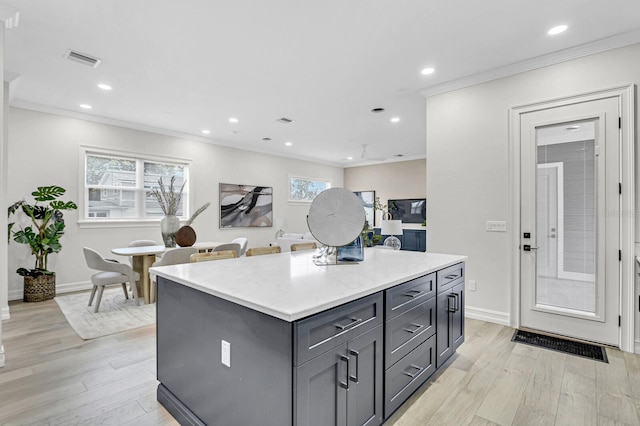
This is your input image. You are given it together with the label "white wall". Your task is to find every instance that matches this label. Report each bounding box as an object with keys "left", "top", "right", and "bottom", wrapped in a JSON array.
[
  {"left": 426, "top": 42, "right": 640, "bottom": 326},
  {"left": 344, "top": 159, "right": 426, "bottom": 226},
  {"left": 6, "top": 107, "right": 343, "bottom": 300}
]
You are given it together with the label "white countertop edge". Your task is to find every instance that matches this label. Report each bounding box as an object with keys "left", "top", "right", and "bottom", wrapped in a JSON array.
[{"left": 151, "top": 252, "right": 467, "bottom": 322}]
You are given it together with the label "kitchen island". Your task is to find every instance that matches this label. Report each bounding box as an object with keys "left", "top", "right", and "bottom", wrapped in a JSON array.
[{"left": 151, "top": 248, "right": 466, "bottom": 426}]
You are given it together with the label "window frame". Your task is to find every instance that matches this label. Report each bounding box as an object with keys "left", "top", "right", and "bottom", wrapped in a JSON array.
[
  {"left": 78, "top": 146, "right": 191, "bottom": 228},
  {"left": 288, "top": 175, "right": 332, "bottom": 204}
]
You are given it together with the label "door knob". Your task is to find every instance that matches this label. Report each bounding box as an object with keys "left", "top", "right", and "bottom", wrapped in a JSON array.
[{"left": 523, "top": 245, "right": 539, "bottom": 251}]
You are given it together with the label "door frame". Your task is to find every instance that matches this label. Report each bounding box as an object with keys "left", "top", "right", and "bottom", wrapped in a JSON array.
[{"left": 508, "top": 85, "right": 635, "bottom": 352}]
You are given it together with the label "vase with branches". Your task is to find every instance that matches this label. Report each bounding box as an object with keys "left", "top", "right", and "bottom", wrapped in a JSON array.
[{"left": 150, "top": 176, "right": 186, "bottom": 247}]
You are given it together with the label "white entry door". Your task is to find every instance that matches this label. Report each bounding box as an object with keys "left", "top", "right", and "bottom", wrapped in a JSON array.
[{"left": 519, "top": 96, "right": 620, "bottom": 346}]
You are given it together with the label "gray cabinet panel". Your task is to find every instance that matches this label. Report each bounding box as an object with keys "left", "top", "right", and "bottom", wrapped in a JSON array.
[
  {"left": 295, "top": 344, "right": 348, "bottom": 426},
  {"left": 401, "top": 230, "right": 426, "bottom": 252},
  {"left": 452, "top": 282, "right": 465, "bottom": 351},
  {"left": 295, "top": 293, "right": 383, "bottom": 366},
  {"left": 436, "top": 282, "right": 465, "bottom": 368},
  {"left": 384, "top": 335, "right": 436, "bottom": 418},
  {"left": 385, "top": 297, "right": 435, "bottom": 368},
  {"left": 347, "top": 326, "right": 384, "bottom": 426},
  {"left": 385, "top": 273, "right": 435, "bottom": 319},
  {"left": 436, "top": 262, "right": 465, "bottom": 293}
]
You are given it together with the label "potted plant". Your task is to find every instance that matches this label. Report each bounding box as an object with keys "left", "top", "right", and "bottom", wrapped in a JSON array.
[{"left": 7, "top": 185, "right": 77, "bottom": 302}]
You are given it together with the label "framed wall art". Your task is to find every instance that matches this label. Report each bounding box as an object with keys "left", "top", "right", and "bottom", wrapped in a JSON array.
[{"left": 219, "top": 183, "right": 273, "bottom": 228}]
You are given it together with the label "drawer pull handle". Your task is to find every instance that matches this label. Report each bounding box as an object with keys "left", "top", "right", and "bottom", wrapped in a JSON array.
[
  {"left": 444, "top": 274, "right": 459, "bottom": 280},
  {"left": 334, "top": 317, "right": 363, "bottom": 331},
  {"left": 339, "top": 354, "right": 350, "bottom": 390},
  {"left": 448, "top": 294, "right": 456, "bottom": 313},
  {"left": 402, "top": 323, "right": 424, "bottom": 334},
  {"left": 403, "top": 364, "right": 424, "bottom": 379},
  {"left": 403, "top": 289, "right": 424, "bottom": 298},
  {"left": 349, "top": 349, "right": 360, "bottom": 384}
]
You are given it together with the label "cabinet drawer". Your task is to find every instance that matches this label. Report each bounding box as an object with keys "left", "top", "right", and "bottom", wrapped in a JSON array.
[
  {"left": 385, "top": 273, "right": 435, "bottom": 319},
  {"left": 384, "top": 334, "right": 436, "bottom": 418},
  {"left": 437, "top": 262, "right": 465, "bottom": 294},
  {"left": 385, "top": 297, "right": 435, "bottom": 368},
  {"left": 294, "top": 292, "right": 383, "bottom": 366}
]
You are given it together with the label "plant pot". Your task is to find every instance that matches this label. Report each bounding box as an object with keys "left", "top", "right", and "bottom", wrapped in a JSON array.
[{"left": 23, "top": 273, "right": 56, "bottom": 302}]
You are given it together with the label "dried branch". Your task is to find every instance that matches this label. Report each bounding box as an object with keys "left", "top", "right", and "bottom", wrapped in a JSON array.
[{"left": 185, "top": 202, "right": 210, "bottom": 226}]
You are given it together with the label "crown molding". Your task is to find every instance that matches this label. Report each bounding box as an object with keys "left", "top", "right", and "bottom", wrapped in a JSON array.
[
  {"left": 0, "top": 3, "right": 19, "bottom": 29},
  {"left": 9, "top": 100, "right": 347, "bottom": 169},
  {"left": 421, "top": 29, "right": 640, "bottom": 98}
]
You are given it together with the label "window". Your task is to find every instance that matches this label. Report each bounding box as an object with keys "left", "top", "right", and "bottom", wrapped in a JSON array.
[
  {"left": 83, "top": 149, "right": 189, "bottom": 221},
  {"left": 289, "top": 176, "right": 331, "bottom": 202}
]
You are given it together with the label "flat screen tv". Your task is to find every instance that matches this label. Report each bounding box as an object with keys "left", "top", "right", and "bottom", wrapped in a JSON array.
[{"left": 388, "top": 198, "right": 426, "bottom": 223}]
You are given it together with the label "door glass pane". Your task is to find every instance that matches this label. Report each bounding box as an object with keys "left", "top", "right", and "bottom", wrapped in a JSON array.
[{"left": 535, "top": 120, "right": 596, "bottom": 313}]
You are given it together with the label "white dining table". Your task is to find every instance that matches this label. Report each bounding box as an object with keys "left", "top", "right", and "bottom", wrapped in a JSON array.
[{"left": 111, "top": 242, "right": 224, "bottom": 304}]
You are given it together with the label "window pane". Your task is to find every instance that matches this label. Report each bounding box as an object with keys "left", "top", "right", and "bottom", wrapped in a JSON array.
[
  {"left": 289, "top": 177, "right": 330, "bottom": 202},
  {"left": 86, "top": 155, "right": 136, "bottom": 186},
  {"left": 87, "top": 189, "right": 137, "bottom": 218},
  {"left": 144, "top": 162, "right": 186, "bottom": 217}
]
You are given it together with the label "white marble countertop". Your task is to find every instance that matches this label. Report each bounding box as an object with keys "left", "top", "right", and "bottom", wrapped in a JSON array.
[{"left": 150, "top": 248, "right": 466, "bottom": 322}]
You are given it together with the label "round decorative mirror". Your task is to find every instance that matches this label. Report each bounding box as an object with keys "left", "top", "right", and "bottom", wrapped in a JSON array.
[{"left": 307, "top": 188, "right": 365, "bottom": 247}]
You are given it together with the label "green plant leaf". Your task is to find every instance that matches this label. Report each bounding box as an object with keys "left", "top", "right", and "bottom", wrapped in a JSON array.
[
  {"left": 50, "top": 201, "right": 78, "bottom": 210},
  {"left": 32, "top": 186, "right": 65, "bottom": 202}
]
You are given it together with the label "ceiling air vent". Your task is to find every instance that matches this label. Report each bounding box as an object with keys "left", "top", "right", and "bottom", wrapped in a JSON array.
[
  {"left": 64, "top": 49, "right": 102, "bottom": 68},
  {"left": 276, "top": 117, "right": 294, "bottom": 124}
]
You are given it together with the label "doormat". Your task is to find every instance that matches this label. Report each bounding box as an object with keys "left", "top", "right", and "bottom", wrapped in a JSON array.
[{"left": 512, "top": 329, "right": 608, "bottom": 363}]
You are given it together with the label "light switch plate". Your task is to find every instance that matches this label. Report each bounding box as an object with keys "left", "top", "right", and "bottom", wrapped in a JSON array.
[
  {"left": 486, "top": 221, "right": 507, "bottom": 232},
  {"left": 221, "top": 340, "right": 231, "bottom": 367}
]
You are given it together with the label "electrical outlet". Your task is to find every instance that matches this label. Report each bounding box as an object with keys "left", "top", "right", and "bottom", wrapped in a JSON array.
[
  {"left": 221, "top": 340, "right": 231, "bottom": 367},
  {"left": 469, "top": 280, "right": 477, "bottom": 291}
]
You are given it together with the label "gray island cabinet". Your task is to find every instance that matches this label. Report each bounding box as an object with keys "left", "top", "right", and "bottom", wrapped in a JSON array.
[{"left": 151, "top": 249, "right": 466, "bottom": 426}]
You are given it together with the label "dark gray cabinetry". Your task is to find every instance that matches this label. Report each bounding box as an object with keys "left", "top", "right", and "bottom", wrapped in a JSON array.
[
  {"left": 295, "top": 294, "right": 384, "bottom": 426},
  {"left": 383, "top": 273, "right": 437, "bottom": 418},
  {"left": 400, "top": 229, "right": 426, "bottom": 252},
  {"left": 436, "top": 263, "right": 465, "bottom": 368}
]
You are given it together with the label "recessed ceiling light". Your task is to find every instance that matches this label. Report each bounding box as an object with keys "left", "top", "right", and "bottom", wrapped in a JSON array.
[
  {"left": 421, "top": 67, "right": 435, "bottom": 75},
  {"left": 262, "top": 137, "right": 272, "bottom": 141},
  {"left": 371, "top": 107, "right": 385, "bottom": 113},
  {"left": 79, "top": 104, "right": 92, "bottom": 109},
  {"left": 97, "top": 83, "right": 112, "bottom": 91},
  {"left": 347, "top": 157, "right": 353, "bottom": 160},
  {"left": 390, "top": 117, "right": 400, "bottom": 123},
  {"left": 548, "top": 25, "right": 568, "bottom": 35},
  {"left": 284, "top": 142, "right": 292, "bottom": 146},
  {"left": 228, "top": 117, "right": 239, "bottom": 123},
  {"left": 202, "top": 129, "right": 211, "bottom": 134}
]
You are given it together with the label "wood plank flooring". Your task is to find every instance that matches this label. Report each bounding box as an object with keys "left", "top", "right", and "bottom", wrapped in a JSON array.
[{"left": 2, "top": 298, "right": 640, "bottom": 425}]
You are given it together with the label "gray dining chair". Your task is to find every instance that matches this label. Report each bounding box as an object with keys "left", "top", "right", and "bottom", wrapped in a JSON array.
[
  {"left": 213, "top": 243, "right": 242, "bottom": 258},
  {"left": 83, "top": 247, "right": 140, "bottom": 313},
  {"left": 149, "top": 247, "right": 198, "bottom": 303}
]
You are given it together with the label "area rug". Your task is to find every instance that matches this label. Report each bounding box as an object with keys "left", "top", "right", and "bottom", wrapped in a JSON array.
[{"left": 54, "top": 288, "right": 155, "bottom": 340}]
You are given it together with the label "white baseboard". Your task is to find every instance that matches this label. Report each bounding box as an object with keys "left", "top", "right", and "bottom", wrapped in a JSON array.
[
  {"left": 1, "top": 306, "right": 9, "bottom": 320},
  {"left": 465, "top": 305, "right": 511, "bottom": 326},
  {"left": 634, "top": 340, "right": 640, "bottom": 354},
  {"left": 8, "top": 280, "right": 93, "bottom": 302},
  {"left": 0, "top": 345, "right": 4, "bottom": 368}
]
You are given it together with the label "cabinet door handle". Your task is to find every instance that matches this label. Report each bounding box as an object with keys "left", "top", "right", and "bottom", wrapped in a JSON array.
[
  {"left": 348, "top": 349, "right": 359, "bottom": 384},
  {"left": 453, "top": 293, "right": 460, "bottom": 312},
  {"left": 448, "top": 294, "right": 456, "bottom": 313},
  {"left": 402, "top": 323, "right": 424, "bottom": 334},
  {"left": 402, "top": 364, "right": 424, "bottom": 379},
  {"left": 334, "top": 317, "right": 363, "bottom": 331},
  {"left": 444, "top": 274, "right": 459, "bottom": 280},
  {"left": 403, "top": 289, "right": 424, "bottom": 299},
  {"left": 338, "top": 354, "right": 349, "bottom": 390}
]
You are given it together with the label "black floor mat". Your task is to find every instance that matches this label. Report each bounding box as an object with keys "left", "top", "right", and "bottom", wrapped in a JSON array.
[{"left": 512, "top": 329, "right": 608, "bottom": 363}]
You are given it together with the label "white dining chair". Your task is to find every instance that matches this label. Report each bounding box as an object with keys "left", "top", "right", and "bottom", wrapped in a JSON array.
[
  {"left": 213, "top": 243, "right": 242, "bottom": 258},
  {"left": 83, "top": 247, "right": 140, "bottom": 313},
  {"left": 149, "top": 247, "right": 198, "bottom": 303},
  {"left": 231, "top": 237, "right": 248, "bottom": 256}
]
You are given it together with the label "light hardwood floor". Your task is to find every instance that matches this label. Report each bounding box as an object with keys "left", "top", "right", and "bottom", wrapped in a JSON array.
[{"left": 2, "top": 298, "right": 640, "bottom": 425}]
